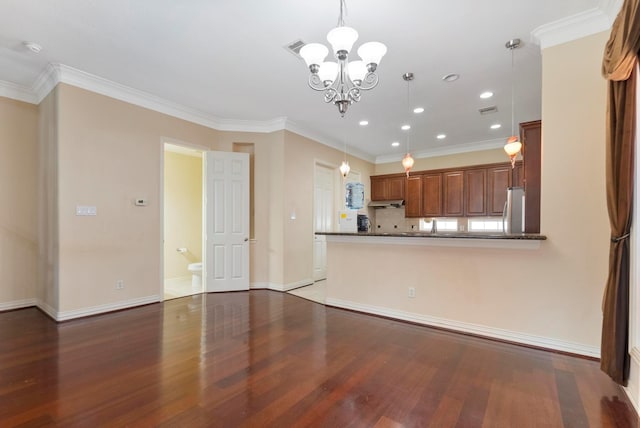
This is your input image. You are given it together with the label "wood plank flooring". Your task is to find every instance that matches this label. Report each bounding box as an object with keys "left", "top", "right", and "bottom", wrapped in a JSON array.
[{"left": 0, "top": 290, "right": 637, "bottom": 427}]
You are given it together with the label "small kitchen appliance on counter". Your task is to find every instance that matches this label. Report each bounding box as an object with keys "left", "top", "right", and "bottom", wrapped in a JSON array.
[
  {"left": 357, "top": 215, "right": 369, "bottom": 232},
  {"left": 338, "top": 210, "right": 358, "bottom": 233}
]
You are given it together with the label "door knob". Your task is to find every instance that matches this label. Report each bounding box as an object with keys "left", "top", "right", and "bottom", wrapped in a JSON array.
[{"left": 244, "top": 238, "right": 249, "bottom": 242}]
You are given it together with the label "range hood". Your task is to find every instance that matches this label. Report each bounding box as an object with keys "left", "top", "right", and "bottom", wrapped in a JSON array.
[{"left": 368, "top": 199, "right": 404, "bottom": 208}]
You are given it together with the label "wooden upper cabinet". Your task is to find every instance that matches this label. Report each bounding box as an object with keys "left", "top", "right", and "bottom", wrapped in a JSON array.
[
  {"left": 464, "top": 169, "right": 487, "bottom": 216},
  {"left": 387, "top": 176, "right": 405, "bottom": 200},
  {"left": 370, "top": 175, "right": 405, "bottom": 201},
  {"left": 404, "top": 176, "right": 423, "bottom": 217},
  {"left": 487, "top": 165, "right": 511, "bottom": 216},
  {"left": 370, "top": 177, "right": 387, "bottom": 201},
  {"left": 443, "top": 171, "right": 464, "bottom": 217},
  {"left": 521, "top": 121, "right": 541, "bottom": 233},
  {"left": 422, "top": 173, "right": 443, "bottom": 217},
  {"left": 513, "top": 161, "right": 524, "bottom": 187}
]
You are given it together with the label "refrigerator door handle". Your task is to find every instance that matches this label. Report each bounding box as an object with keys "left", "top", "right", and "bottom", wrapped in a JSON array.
[{"left": 502, "top": 200, "right": 508, "bottom": 234}]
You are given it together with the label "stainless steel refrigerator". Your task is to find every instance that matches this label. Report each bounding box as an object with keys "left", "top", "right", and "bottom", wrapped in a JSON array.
[{"left": 503, "top": 187, "right": 525, "bottom": 234}]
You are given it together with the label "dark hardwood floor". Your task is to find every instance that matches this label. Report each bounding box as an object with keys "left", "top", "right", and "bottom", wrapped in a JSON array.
[{"left": 0, "top": 290, "right": 637, "bottom": 427}]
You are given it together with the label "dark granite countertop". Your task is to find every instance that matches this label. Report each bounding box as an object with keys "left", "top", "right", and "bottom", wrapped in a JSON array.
[{"left": 316, "top": 232, "right": 547, "bottom": 240}]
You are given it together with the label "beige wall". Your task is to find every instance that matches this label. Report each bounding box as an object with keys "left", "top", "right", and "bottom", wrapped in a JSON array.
[
  {"left": 218, "top": 130, "right": 285, "bottom": 287},
  {"left": 56, "top": 84, "right": 222, "bottom": 312},
  {"left": 163, "top": 151, "right": 202, "bottom": 279},
  {"left": 37, "top": 89, "right": 60, "bottom": 313},
  {"left": 283, "top": 131, "right": 375, "bottom": 286},
  {"left": 374, "top": 148, "right": 509, "bottom": 175},
  {"left": 326, "top": 31, "right": 610, "bottom": 352},
  {"left": 0, "top": 97, "right": 38, "bottom": 308}
]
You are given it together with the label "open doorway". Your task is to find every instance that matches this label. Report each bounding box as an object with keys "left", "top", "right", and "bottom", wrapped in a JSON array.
[{"left": 163, "top": 143, "right": 204, "bottom": 300}]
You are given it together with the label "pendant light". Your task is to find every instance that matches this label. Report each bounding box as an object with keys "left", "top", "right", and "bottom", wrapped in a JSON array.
[
  {"left": 401, "top": 72, "right": 415, "bottom": 176},
  {"left": 504, "top": 39, "right": 522, "bottom": 168},
  {"left": 339, "top": 120, "right": 350, "bottom": 178}
]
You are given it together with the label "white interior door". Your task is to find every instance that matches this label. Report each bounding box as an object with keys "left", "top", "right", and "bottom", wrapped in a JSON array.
[
  {"left": 205, "top": 151, "right": 250, "bottom": 292},
  {"left": 313, "top": 164, "right": 335, "bottom": 281}
]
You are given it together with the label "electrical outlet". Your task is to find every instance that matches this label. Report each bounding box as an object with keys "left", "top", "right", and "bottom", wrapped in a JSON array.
[
  {"left": 408, "top": 287, "right": 416, "bottom": 298},
  {"left": 116, "top": 280, "right": 124, "bottom": 290}
]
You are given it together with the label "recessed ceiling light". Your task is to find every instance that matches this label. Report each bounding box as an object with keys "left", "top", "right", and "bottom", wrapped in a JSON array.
[
  {"left": 401, "top": 124, "right": 411, "bottom": 131},
  {"left": 480, "top": 91, "right": 494, "bottom": 99},
  {"left": 442, "top": 73, "right": 459, "bottom": 82},
  {"left": 490, "top": 123, "right": 502, "bottom": 129},
  {"left": 391, "top": 141, "right": 400, "bottom": 147},
  {"left": 413, "top": 107, "right": 425, "bottom": 114},
  {"left": 359, "top": 120, "right": 369, "bottom": 126},
  {"left": 436, "top": 134, "right": 447, "bottom": 140},
  {"left": 22, "top": 41, "right": 42, "bottom": 53}
]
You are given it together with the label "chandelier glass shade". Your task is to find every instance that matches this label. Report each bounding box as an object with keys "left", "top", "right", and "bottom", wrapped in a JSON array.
[{"left": 300, "top": 1, "right": 387, "bottom": 116}]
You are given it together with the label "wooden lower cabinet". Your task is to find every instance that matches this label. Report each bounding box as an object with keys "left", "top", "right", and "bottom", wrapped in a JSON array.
[{"left": 443, "top": 171, "right": 464, "bottom": 217}]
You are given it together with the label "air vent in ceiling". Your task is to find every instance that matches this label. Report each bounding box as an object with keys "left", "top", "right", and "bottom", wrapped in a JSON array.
[
  {"left": 285, "top": 39, "right": 306, "bottom": 58},
  {"left": 479, "top": 106, "right": 498, "bottom": 115}
]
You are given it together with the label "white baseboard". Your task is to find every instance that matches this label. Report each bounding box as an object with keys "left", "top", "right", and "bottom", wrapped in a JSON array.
[
  {"left": 0, "top": 298, "right": 37, "bottom": 312},
  {"left": 250, "top": 279, "right": 313, "bottom": 292},
  {"left": 283, "top": 278, "right": 313, "bottom": 292},
  {"left": 47, "top": 295, "right": 161, "bottom": 321},
  {"left": 36, "top": 299, "right": 58, "bottom": 320},
  {"left": 326, "top": 297, "right": 600, "bottom": 358},
  {"left": 251, "top": 282, "right": 283, "bottom": 291},
  {"left": 624, "top": 347, "right": 640, "bottom": 415},
  {"left": 165, "top": 276, "right": 191, "bottom": 286}
]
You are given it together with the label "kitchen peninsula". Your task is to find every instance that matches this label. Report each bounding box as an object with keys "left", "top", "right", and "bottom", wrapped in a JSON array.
[{"left": 314, "top": 230, "right": 580, "bottom": 358}]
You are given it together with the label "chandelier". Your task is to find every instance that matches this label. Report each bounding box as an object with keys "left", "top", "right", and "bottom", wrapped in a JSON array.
[{"left": 299, "top": 0, "right": 387, "bottom": 116}]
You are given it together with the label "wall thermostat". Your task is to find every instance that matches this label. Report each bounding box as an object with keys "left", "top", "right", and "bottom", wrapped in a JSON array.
[{"left": 135, "top": 198, "right": 148, "bottom": 206}]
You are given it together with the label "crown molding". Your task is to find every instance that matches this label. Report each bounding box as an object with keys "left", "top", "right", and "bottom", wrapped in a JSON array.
[
  {"left": 41, "top": 63, "right": 289, "bottom": 133},
  {"left": 284, "top": 119, "right": 376, "bottom": 163},
  {"left": 375, "top": 138, "right": 505, "bottom": 164},
  {"left": 531, "top": 0, "right": 621, "bottom": 49},
  {"left": 0, "top": 80, "right": 38, "bottom": 104}
]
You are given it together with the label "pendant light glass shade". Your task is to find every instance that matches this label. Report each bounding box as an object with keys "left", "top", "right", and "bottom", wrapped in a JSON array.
[
  {"left": 504, "top": 136, "right": 522, "bottom": 168},
  {"left": 402, "top": 153, "right": 414, "bottom": 176},
  {"left": 327, "top": 26, "right": 359, "bottom": 53},
  {"left": 339, "top": 160, "right": 351, "bottom": 178}
]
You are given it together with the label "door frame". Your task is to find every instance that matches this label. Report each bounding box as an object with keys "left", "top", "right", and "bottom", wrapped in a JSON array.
[{"left": 159, "top": 137, "right": 209, "bottom": 301}]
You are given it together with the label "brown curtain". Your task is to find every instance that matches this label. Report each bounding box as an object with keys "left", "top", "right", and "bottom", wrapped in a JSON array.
[{"left": 601, "top": 0, "right": 640, "bottom": 385}]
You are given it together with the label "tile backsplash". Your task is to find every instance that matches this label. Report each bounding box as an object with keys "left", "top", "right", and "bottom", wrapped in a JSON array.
[{"left": 372, "top": 207, "right": 420, "bottom": 233}]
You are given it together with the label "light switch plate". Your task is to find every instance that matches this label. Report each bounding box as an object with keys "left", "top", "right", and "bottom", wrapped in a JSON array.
[{"left": 76, "top": 205, "right": 97, "bottom": 216}]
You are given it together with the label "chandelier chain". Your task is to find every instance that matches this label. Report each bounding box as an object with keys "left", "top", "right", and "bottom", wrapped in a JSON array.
[{"left": 337, "top": 0, "right": 347, "bottom": 27}]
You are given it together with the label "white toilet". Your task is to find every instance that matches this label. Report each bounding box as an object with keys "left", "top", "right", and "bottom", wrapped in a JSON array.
[{"left": 187, "top": 262, "right": 202, "bottom": 292}]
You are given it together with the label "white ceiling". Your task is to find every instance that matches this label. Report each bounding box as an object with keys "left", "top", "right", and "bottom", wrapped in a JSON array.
[{"left": 0, "top": 0, "right": 618, "bottom": 163}]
